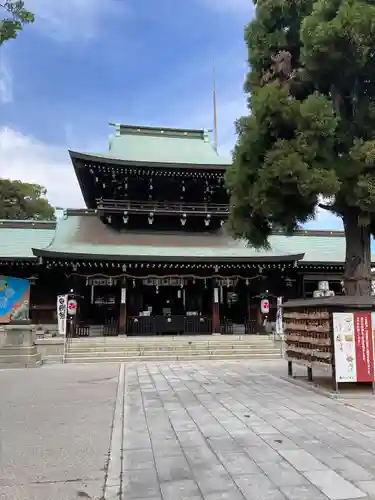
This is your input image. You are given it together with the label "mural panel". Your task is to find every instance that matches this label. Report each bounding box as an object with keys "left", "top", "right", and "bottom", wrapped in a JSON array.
[{"left": 0, "top": 276, "right": 30, "bottom": 323}]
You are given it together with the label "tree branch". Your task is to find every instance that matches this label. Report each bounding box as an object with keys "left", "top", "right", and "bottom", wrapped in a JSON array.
[{"left": 318, "top": 203, "right": 336, "bottom": 212}]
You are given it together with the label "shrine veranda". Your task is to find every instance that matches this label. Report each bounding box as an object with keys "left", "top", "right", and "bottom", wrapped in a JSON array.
[{"left": 0, "top": 123, "right": 369, "bottom": 336}]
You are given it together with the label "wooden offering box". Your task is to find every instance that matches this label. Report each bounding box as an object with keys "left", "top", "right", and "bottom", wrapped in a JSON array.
[{"left": 283, "top": 296, "right": 375, "bottom": 391}]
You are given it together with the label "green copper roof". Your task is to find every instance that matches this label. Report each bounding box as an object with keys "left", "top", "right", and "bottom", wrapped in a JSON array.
[
  {"left": 270, "top": 232, "right": 346, "bottom": 263},
  {"left": 1, "top": 215, "right": 373, "bottom": 265},
  {"left": 27, "top": 211, "right": 358, "bottom": 264},
  {"left": 75, "top": 124, "right": 231, "bottom": 166},
  {"left": 0, "top": 220, "right": 55, "bottom": 259},
  {"left": 32, "top": 212, "right": 302, "bottom": 262}
]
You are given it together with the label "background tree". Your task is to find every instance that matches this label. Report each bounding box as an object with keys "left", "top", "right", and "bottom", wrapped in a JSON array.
[
  {"left": 226, "top": 0, "right": 375, "bottom": 296},
  {"left": 0, "top": 0, "right": 34, "bottom": 45},
  {"left": 0, "top": 179, "right": 55, "bottom": 220}
]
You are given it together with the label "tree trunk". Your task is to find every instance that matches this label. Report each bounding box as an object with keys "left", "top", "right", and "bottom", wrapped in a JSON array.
[{"left": 343, "top": 210, "right": 372, "bottom": 296}]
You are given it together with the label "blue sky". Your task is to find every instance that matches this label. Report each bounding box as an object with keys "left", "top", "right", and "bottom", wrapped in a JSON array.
[{"left": 0, "top": 0, "right": 342, "bottom": 230}]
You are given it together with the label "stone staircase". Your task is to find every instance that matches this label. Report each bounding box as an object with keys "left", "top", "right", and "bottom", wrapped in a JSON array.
[{"left": 62, "top": 335, "right": 282, "bottom": 364}]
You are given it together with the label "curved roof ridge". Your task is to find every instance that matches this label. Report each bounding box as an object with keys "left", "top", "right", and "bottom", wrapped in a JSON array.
[
  {"left": 32, "top": 211, "right": 68, "bottom": 253},
  {"left": 109, "top": 122, "right": 208, "bottom": 139}
]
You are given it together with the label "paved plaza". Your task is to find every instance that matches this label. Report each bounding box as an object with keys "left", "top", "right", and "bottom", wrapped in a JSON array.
[{"left": 3, "top": 361, "right": 375, "bottom": 499}]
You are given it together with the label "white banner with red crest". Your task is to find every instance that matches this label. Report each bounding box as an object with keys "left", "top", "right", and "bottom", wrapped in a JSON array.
[{"left": 57, "top": 295, "right": 68, "bottom": 336}]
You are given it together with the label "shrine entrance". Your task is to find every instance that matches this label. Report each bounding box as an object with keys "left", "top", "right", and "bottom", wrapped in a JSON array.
[
  {"left": 126, "top": 277, "right": 214, "bottom": 336},
  {"left": 73, "top": 278, "right": 121, "bottom": 336}
]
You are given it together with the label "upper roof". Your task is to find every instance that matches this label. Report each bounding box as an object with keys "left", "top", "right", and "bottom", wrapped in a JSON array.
[
  {"left": 70, "top": 123, "right": 231, "bottom": 167},
  {"left": 0, "top": 220, "right": 56, "bottom": 260}
]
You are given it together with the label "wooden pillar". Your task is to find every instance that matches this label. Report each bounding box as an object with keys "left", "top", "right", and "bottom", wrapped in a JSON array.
[
  {"left": 119, "top": 286, "right": 127, "bottom": 335},
  {"left": 212, "top": 287, "right": 220, "bottom": 334},
  {"left": 256, "top": 305, "right": 262, "bottom": 331},
  {"left": 247, "top": 288, "right": 251, "bottom": 322}
]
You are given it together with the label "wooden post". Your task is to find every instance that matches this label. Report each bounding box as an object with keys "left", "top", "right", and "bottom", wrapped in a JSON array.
[
  {"left": 247, "top": 289, "right": 251, "bottom": 323},
  {"left": 213, "top": 287, "right": 220, "bottom": 334},
  {"left": 330, "top": 313, "right": 338, "bottom": 392}
]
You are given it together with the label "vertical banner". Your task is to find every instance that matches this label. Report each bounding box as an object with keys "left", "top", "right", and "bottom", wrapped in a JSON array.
[
  {"left": 354, "top": 312, "right": 374, "bottom": 382},
  {"left": 0, "top": 276, "right": 30, "bottom": 323},
  {"left": 276, "top": 297, "right": 283, "bottom": 335},
  {"left": 57, "top": 295, "right": 68, "bottom": 336},
  {"left": 333, "top": 312, "right": 357, "bottom": 382}
]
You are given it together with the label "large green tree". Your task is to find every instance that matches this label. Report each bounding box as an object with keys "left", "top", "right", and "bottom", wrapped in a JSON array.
[
  {"left": 0, "top": 0, "right": 34, "bottom": 45},
  {"left": 226, "top": 0, "right": 375, "bottom": 296},
  {"left": 0, "top": 179, "right": 55, "bottom": 220}
]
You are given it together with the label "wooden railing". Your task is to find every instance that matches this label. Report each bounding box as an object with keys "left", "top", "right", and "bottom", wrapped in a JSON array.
[
  {"left": 220, "top": 319, "right": 257, "bottom": 335},
  {"left": 126, "top": 315, "right": 213, "bottom": 336},
  {"left": 96, "top": 198, "right": 229, "bottom": 215},
  {"left": 73, "top": 322, "right": 119, "bottom": 337},
  {"left": 70, "top": 318, "right": 258, "bottom": 337}
]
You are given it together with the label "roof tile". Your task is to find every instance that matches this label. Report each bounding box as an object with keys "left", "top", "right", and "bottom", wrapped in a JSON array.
[{"left": 0, "top": 222, "right": 55, "bottom": 259}]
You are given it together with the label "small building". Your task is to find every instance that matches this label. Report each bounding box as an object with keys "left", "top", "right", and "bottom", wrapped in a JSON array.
[{"left": 0, "top": 123, "right": 364, "bottom": 335}]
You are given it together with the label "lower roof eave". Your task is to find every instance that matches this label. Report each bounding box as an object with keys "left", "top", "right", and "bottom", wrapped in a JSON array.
[
  {"left": 31, "top": 249, "right": 304, "bottom": 263},
  {"left": 0, "top": 256, "right": 37, "bottom": 262},
  {"left": 300, "top": 261, "right": 345, "bottom": 267},
  {"left": 300, "top": 261, "right": 375, "bottom": 267},
  {"left": 69, "top": 150, "right": 229, "bottom": 170}
]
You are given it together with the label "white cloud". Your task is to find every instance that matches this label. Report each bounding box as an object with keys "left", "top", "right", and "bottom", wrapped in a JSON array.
[
  {"left": 0, "top": 127, "right": 84, "bottom": 208},
  {"left": 0, "top": 52, "right": 12, "bottom": 104},
  {"left": 26, "top": 0, "right": 126, "bottom": 41}
]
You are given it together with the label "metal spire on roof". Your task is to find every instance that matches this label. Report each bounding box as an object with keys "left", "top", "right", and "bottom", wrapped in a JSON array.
[{"left": 213, "top": 59, "right": 218, "bottom": 153}]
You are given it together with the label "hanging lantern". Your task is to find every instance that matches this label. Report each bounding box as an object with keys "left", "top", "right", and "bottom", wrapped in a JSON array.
[
  {"left": 285, "top": 278, "right": 292, "bottom": 288},
  {"left": 260, "top": 298, "right": 269, "bottom": 314}
]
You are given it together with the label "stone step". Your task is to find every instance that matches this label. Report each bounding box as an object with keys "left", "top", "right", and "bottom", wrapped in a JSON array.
[
  {"left": 66, "top": 343, "right": 277, "bottom": 353},
  {"left": 63, "top": 332, "right": 280, "bottom": 364},
  {"left": 41, "top": 355, "right": 64, "bottom": 365},
  {"left": 64, "top": 353, "right": 282, "bottom": 364},
  {"left": 65, "top": 348, "right": 281, "bottom": 358},
  {"left": 0, "top": 353, "right": 41, "bottom": 367},
  {"left": 0, "top": 346, "right": 40, "bottom": 356},
  {"left": 68, "top": 335, "right": 272, "bottom": 343},
  {"left": 67, "top": 340, "right": 275, "bottom": 348}
]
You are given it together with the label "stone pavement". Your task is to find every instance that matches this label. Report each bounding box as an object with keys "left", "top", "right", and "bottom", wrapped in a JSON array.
[
  {"left": 0, "top": 364, "right": 120, "bottom": 500},
  {"left": 3, "top": 360, "right": 375, "bottom": 499},
  {"left": 118, "top": 361, "right": 375, "bottom": 500}
]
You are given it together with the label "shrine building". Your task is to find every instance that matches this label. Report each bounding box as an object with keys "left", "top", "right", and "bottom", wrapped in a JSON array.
[{"left": 0, "top": 123, "right": 366, "bottom": 336}]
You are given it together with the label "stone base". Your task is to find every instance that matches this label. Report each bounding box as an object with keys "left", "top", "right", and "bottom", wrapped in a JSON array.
[
  {"left": 35, "top": 338, "right": 64, "bottom": 364},
  {"left": 0, "top": 324, "right": 41, "bottom": 369}
]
